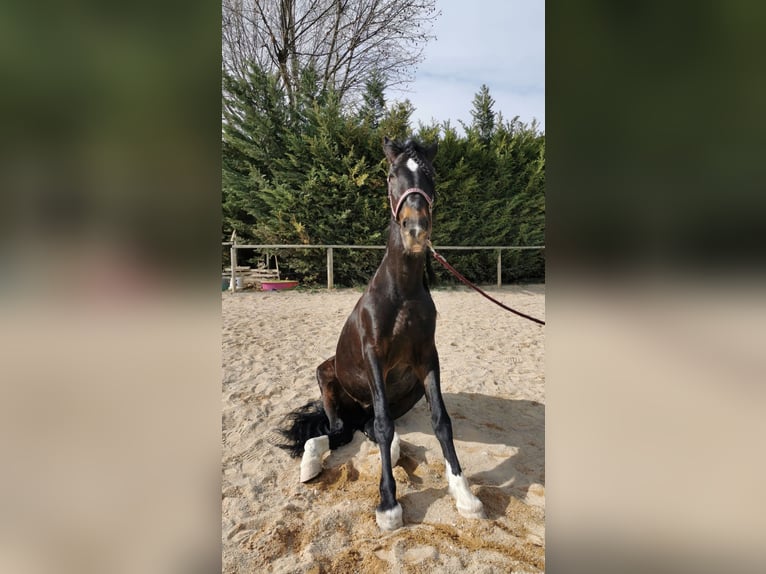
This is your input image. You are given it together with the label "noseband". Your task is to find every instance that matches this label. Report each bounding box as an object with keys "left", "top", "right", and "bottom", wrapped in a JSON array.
[{"left": 389, "top": 187, "right": 434, "bottom": 222}]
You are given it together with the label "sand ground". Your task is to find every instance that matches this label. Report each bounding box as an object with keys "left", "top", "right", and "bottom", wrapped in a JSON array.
[{"left": 222, "top": 285, "right": 545, "bottom": 573}]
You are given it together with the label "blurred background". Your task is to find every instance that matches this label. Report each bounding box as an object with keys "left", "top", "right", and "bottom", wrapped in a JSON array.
[
  {"left": 0, "top": 1, "right": 221, "bottom": 573},
  {"left": 547, "top": 2, "right": 766, "bottom": 573}
]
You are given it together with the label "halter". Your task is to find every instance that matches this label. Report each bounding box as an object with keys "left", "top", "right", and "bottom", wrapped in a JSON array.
[{"left": 389, "top": 187, "right": 434, "bottom": 222}]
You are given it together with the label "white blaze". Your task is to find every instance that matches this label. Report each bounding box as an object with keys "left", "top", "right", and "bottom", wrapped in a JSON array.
[{"left": 406, "top": 158, "right": 419, "bottom": 172}]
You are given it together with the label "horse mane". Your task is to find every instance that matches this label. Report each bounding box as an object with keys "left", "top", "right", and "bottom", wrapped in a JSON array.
[{"left": 403, "top": 139, "right": 435, "bottom": 180}]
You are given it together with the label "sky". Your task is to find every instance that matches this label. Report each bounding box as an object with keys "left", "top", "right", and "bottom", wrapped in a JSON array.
[{"left": 391, "top": 0, "right": 545, "bottom": 132}]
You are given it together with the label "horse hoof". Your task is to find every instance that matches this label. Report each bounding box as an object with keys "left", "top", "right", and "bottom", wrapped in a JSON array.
[
  {"left": 457, "top": 496, "right": 486, "bottom": 520},
  {"left": 446, "top": 462, "right": 486, "bottom": 519},
  {"left": 300, "top": 458, "right": 322, "bottom": 482},
  {"left": 390, "top": 432, "right": 400, "bottom": 466},
  {"left": 300, "top": 435, "right": 329, "bottom": 482},
  {"left": 375, "top": 503, "right": 403, "bottom": 531}
]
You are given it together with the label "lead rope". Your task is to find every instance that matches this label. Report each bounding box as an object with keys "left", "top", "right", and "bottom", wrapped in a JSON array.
[{"left": 427, "top": 242, "right": 546, "bottom": 326}]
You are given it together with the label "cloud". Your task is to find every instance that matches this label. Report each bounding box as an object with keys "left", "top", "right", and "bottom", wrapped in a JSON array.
[{"left": 391, "top": 0, "right": 545, "bottom": 131}]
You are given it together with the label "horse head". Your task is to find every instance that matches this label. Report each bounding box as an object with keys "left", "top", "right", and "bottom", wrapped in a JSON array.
[{"left": 383, "top": 137, "right": 438, "bottom": 255}]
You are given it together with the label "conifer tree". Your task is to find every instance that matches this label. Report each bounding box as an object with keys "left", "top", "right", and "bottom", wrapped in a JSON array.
[
  {"left": 222, "top": 66, "right": 544, "bottom": 285},
  {"left": 358, "top": 71, "right": 386, "bottom": 129},
  {"left": 469, "top": 84, "right": 496, "bottom": 143},
  {"left": 379, "top": 100, "right": 414, "bottom": 142},
  {"left": 222, "top": 65, "right": 290, "bottom": 245}
]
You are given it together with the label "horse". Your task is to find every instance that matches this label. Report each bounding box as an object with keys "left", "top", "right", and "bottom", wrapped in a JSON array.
[{"left": 276, "top": 136, "right": 484, "bottom": 530}]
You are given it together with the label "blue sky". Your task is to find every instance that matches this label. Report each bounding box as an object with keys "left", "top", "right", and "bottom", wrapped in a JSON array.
[{"left": 391, "top": 0, "right": 545, "bottom": 132}]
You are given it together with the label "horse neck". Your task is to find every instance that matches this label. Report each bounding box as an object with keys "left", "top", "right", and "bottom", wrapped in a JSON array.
[{"left": 380, "top": 220, "right": 427, "bottom": 295}]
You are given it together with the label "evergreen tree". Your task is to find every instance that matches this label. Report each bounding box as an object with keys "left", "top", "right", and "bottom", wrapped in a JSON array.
[
  {"left": 222, "top": 67, "right": 544, "bottom": 286},
  {"left": 222, "top": 65, "right": 290, "bottom": 245},
  {"left": 469, "top": 84, "right": 496, "bottom": 143},
  {"left": 379, "top": 100, "right": 414, "bottom": 142},
  {"left": 358, "top": 71, "right": 386, "bottom": 129}
]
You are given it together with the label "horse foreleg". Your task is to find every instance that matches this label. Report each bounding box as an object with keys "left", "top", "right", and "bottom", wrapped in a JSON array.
[
  {"left": 422, "top": 358, "right": 485, "bottom": 520},
  {"left": 364, "top": 346, "right": 403, "bottom": 530},
  {"left": 363, "top": 419, "right": 400, "bottom": 466}
]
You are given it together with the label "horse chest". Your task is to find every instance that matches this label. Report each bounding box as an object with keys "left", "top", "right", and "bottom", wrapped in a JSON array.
[{"left": 391, "top": 301, "right": 432, "bottom": 340}]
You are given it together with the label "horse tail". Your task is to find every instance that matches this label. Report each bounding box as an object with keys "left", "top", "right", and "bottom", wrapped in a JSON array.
[{"left": 274, "top": 400, "right": 357, "bottom": 458}]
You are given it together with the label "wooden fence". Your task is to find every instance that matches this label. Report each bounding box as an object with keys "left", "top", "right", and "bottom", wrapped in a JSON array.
[{"left": 223, "top": 243, "right": 545, "bottom": 291}]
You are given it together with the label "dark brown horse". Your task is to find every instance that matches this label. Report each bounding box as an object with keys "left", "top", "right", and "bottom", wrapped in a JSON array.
[{"left": 277, "top": 137, "right": 484, "bottom": 530}]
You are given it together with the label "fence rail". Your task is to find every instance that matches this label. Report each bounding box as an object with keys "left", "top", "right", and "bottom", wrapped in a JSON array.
[{"left": 224, "top": 243, "right": 545, "bottom": 291}]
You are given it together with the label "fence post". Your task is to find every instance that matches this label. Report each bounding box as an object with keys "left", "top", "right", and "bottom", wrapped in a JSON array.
[
  {"left": 497, "top": 249, "right": 502, "bottom": 287},
  {"left": 230, "top": 244, "right": 238, "bottom": 292},
  {"left": 326, "top": 247, "right": 334, "bottom": 289}
]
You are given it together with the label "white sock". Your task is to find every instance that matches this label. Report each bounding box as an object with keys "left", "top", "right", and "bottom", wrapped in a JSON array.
[
  {"left": 299, "top": 435, "right": 329, "bottom": 482},
  {"left": 445, "top": 460, "right": 485, "bottom": 519}
]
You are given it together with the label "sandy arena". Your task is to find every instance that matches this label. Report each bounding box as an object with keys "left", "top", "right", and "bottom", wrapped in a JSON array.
[{"left": 222, "top": 285, "right": 545, "bottom": 573}]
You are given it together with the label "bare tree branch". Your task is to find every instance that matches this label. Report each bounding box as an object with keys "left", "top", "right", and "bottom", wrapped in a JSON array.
[{"left": 222, "top": 0, "right": 439, "bottom": 106}]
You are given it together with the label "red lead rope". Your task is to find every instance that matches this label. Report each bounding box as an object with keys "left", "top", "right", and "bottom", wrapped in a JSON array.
[{"left": 429, "top": 244, "right": 546, "bottom": 326}]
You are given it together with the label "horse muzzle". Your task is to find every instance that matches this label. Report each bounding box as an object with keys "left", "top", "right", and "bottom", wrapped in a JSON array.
[{"left": 402, "top": 224, "right": 430, "bottom": 253}]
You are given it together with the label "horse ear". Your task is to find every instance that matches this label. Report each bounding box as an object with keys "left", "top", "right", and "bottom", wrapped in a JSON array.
[
  {"left": 382, "top": 137, "right": 402, "bottom": 164},
  {"left": 424, "top": 141, "right": 438, "bottom": 163}
]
